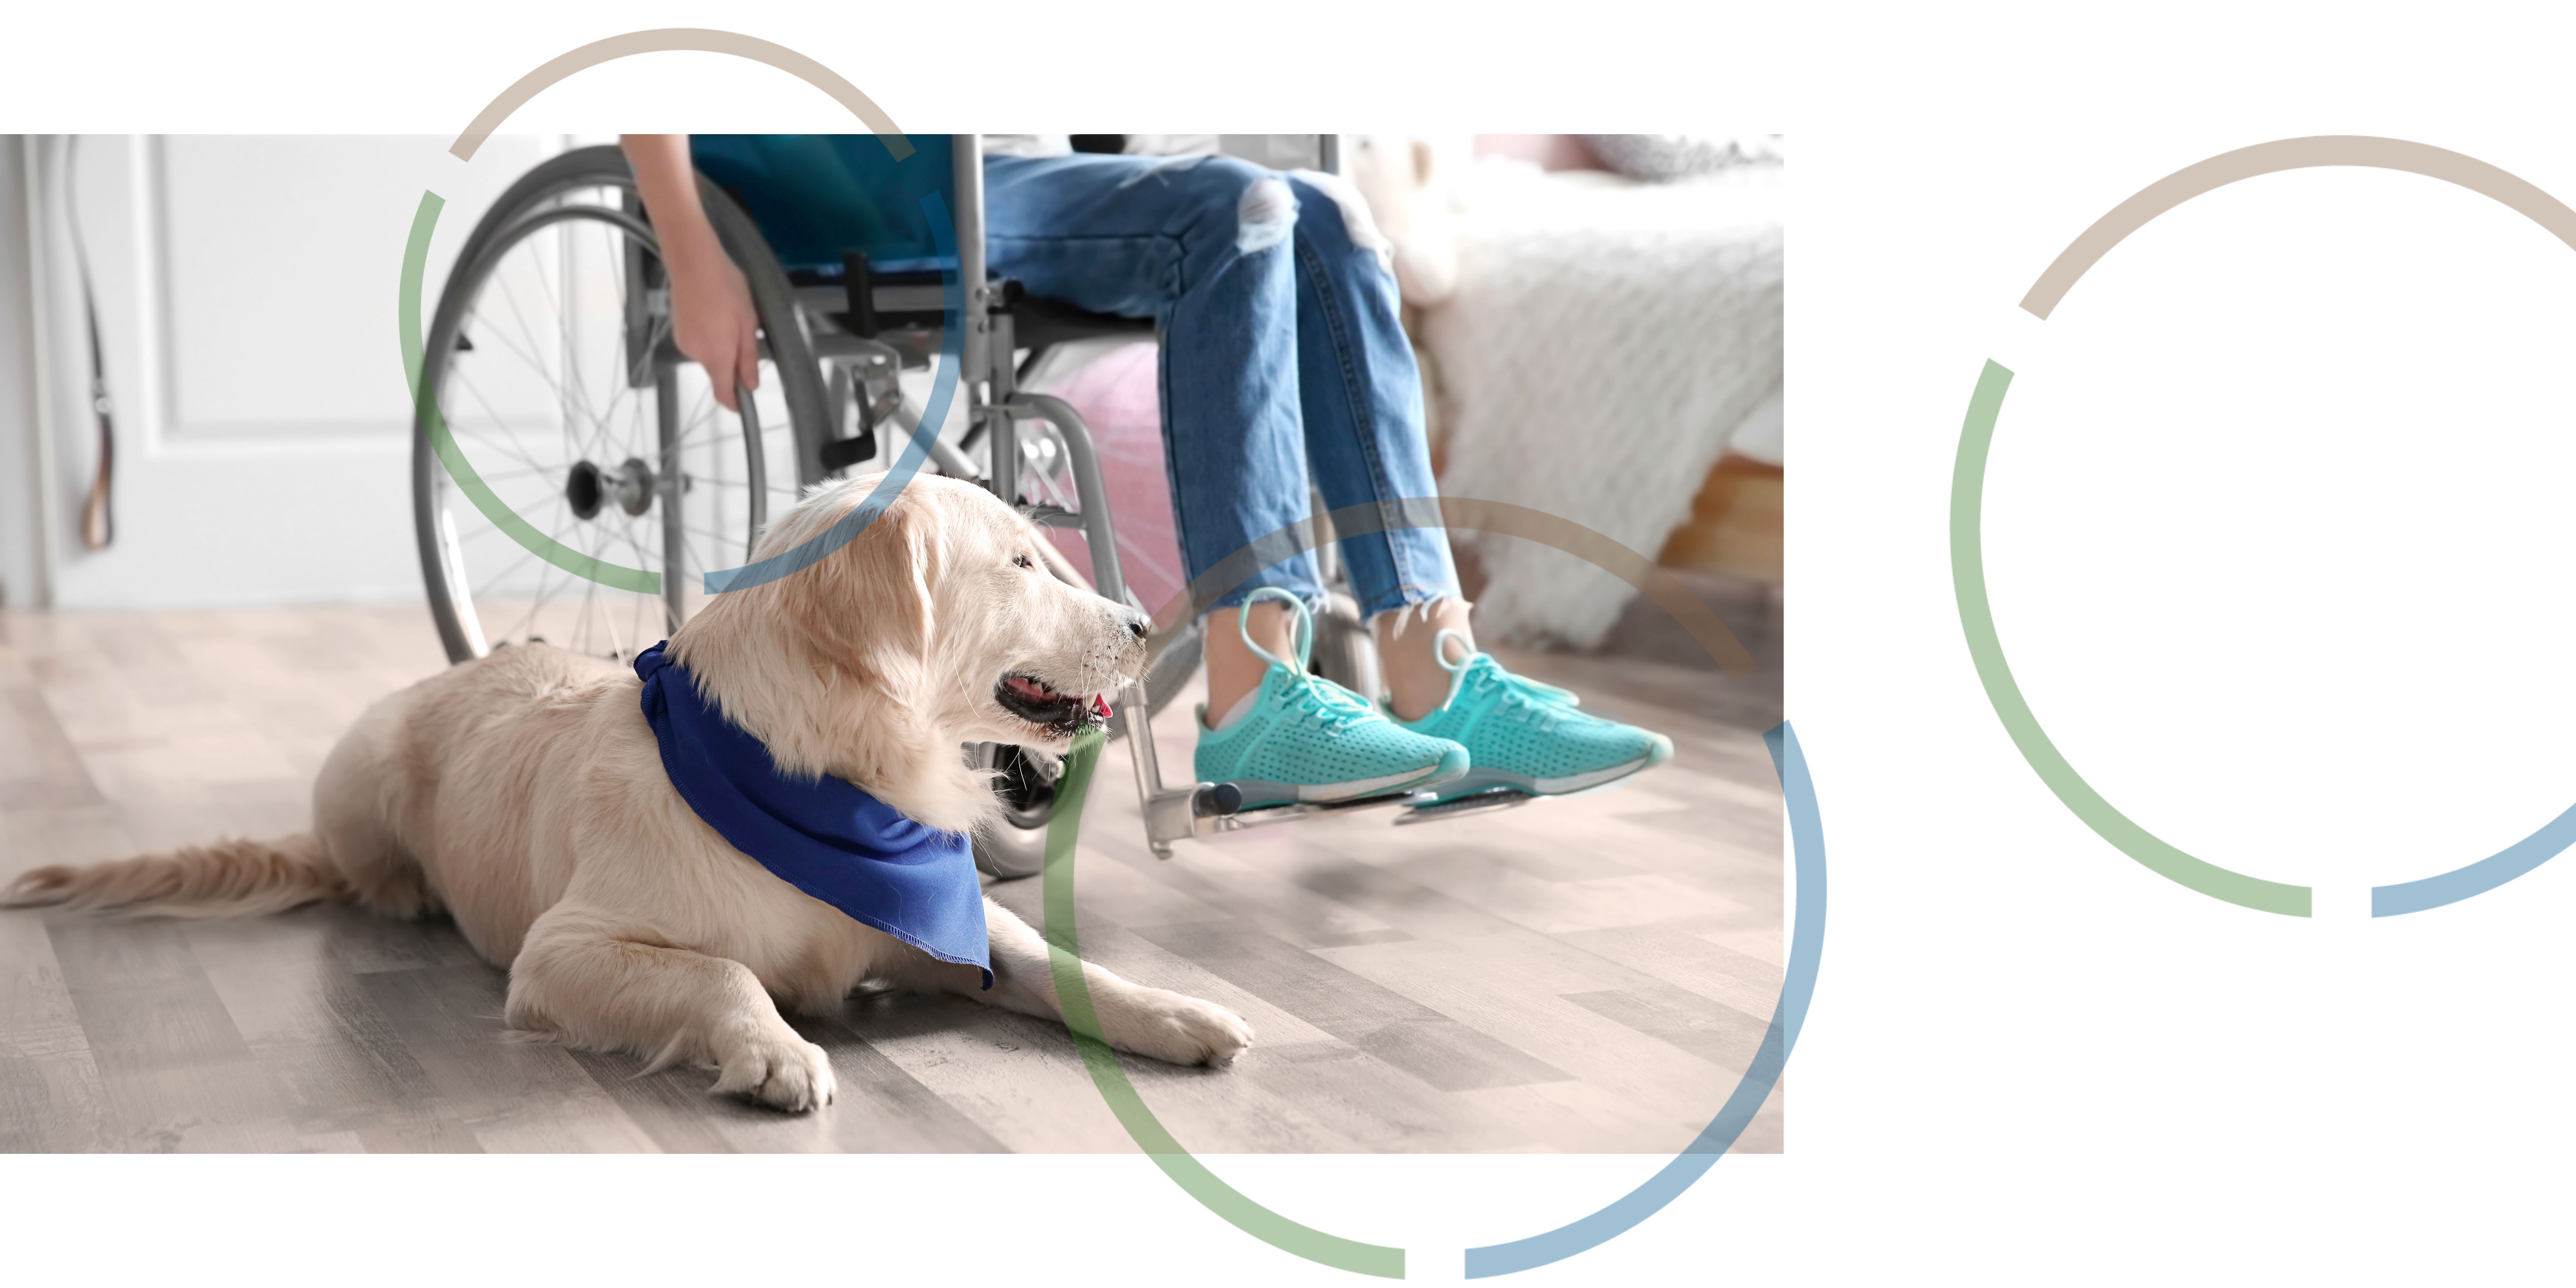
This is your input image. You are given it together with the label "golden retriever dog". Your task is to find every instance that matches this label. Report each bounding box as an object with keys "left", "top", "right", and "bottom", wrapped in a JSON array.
[{"left": 3, "top": 473, "right": 1254, "bottom": 1112}]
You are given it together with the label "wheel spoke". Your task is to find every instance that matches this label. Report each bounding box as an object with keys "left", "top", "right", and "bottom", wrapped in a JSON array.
[
  {"left": 468, "top": 531, "right": 549, "bottom": 592},
  {"left": 445, "top": 368, "right": 567, "bottom": 478},
  {"left": 491, "top": 266, "right": 623, "bottom": 468},
  {"left": 499, "top": 512, "right": 581, "bottom": 645},
  {"left": 461, "top": 462, "right": 568, "bottom": 484},
  {"left": 531, "top": 222, "right": 590, "bottom": 417},
  {"left": 423, "top": 175, "right": 802, "bottom": 662},
  {"left": 572, "top": 524, "right": 602, "bottom": 656},
  {"left": 491, "top": 271, "right": 574, "bottom": 420},
  {"left": 464, "top": 271, "right": 625, "bottom": 476},
  {"left": 595, "top": 312, "right": 672, "bottom": 442},
  {"left": 682, "top": 522, "right": 741, "bottom": 550},
  {"left": 458, "top": 298, "right": 556, "bottom": 391},
  {"left": 599, "top": 516, "right": 654, "bottom": 649}
]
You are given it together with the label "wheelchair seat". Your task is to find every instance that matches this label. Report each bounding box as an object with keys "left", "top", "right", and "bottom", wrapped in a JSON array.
[
  {"left": 692, "top": 133, "right": 1155, "bottom": 352},
  {"left": 414, "top": 133, "right": 1411, "bottom": 876},
  {"left": 690, "top": 133, "right": 959, "bottom": 275}
]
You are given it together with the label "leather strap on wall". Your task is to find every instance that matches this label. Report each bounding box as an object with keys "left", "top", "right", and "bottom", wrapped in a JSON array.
[{"left": 64, "top": 136, "right": 113, "bottom": 552}]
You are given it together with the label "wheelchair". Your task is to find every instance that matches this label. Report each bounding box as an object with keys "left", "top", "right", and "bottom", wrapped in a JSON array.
[{"left": 411, "top": 133, "right": 1485, "bottom": 877}]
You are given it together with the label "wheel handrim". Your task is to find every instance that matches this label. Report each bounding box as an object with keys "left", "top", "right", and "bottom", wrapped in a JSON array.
[{"left": 422, "top": 184, "right": 797, "bottom": 662}]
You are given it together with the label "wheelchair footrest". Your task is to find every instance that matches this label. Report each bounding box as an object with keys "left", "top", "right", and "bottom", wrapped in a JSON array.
[
  {"left": 1143, "top": 782, "right": 1434, "bottom": 847},
  {"left": 1390, "top": 787, "right": 1536, "bottom": 826}
]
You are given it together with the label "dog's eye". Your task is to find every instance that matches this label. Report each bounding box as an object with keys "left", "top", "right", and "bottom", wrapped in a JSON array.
[{"left": 1013, "top": 553, "right": 1034, "bottom": 570}]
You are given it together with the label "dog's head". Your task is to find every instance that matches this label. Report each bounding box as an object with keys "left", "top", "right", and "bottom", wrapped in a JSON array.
[{"left": 670, "top": 473, "right": 1150, "bottom": 832}]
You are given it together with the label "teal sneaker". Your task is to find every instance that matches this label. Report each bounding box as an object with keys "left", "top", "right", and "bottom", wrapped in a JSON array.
[
  {"left": 1195, "top": 588, "right": 1470, "bottom": 809},
  {"left": 1390, "top": 630, "right": 1673, "bottom": 803}
]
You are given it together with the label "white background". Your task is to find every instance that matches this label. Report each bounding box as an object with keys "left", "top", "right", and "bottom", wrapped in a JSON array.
[{"left": 8, "top": 2, "right": 2576, "bottom": 1285}]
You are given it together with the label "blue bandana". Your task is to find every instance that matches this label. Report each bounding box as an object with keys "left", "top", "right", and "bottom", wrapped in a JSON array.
[{"left": 634, "top": 641, "right": 991, "bottom": 987}]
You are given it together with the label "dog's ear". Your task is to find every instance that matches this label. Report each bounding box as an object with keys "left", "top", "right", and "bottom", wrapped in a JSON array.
[{"left": 787, "top": 491, "right": 939, "bottom": 682}]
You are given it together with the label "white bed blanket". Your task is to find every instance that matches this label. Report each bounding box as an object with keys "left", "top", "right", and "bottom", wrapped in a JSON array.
[{"left": 1421, "top": 160, "right": 1783, "bottom": 649}]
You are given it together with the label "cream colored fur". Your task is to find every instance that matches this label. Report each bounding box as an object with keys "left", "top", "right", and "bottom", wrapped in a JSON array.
[{"left": 3, "top": 473, "right": 1253, "bottom": 1112}]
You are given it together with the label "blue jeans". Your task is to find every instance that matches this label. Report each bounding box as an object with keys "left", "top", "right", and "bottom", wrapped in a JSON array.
[{"left": 983, "top": 153, "right": 1458, "bottom": 619}]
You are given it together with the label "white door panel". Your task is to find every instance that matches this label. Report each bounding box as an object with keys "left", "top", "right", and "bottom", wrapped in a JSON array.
[{"left": 37, "top": 134, "right": 569, "bottom": 608}]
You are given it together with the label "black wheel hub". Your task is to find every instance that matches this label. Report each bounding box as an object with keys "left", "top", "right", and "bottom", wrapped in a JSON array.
[
  {"left": 565, "top": 460, "right": 605, "bottom": 520},
  {"left": 564, "top": 457, "right": 656, "bottom": 521},
  {"left": 990, "top": 744, "right": 1058, "bottom": 830}
]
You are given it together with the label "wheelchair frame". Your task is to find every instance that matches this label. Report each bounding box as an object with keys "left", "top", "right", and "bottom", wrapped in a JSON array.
[
  {"left": 420, "top": 133, "right": 1470, "bottom": 869},
  {"left": 916, "top": 137, "right": 1434, "bottom": 861}
]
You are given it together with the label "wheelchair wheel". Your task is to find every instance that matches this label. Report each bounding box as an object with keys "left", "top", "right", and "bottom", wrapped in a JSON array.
[
  {"left": 971, "top": 744, "right": 1058, "bottom": 880},
  {"left": 413, "top": 145, "right": 834, "bottom": 664}
]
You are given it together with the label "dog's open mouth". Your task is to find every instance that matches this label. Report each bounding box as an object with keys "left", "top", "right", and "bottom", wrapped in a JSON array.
[{"left": 995, "top": 673, "right": 1114, "bottom": 738}]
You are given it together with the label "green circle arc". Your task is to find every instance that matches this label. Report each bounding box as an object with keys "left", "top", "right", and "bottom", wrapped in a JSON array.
[
  {"left": 400, "top": 190, "right": 659, "bottom": 594},
  {"left": 401, "top": 29, "right": 923, "bottom": 596},
  {"left": 1963, "top": 136, "right": 2576, "bottom": 918},
  {"left": 1951, "top": 360, "right": 2312, "bottom": 917},
  {"left": 1037, "top": 505, "right": 1800, "bottom": 1277}
]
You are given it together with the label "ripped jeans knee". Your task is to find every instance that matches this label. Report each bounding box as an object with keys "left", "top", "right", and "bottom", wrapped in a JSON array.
[{"left": 1234, "top": 175, "right": 1296, "bottom": 255}]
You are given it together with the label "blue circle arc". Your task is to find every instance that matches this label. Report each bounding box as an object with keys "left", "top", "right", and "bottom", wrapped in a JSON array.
[
  {"left": 1462, "top": 719, "right": 1827, "bottom": 1278},
  {"left": 688, "top": 175, "right": 1840, "bottom": 1275},
  {"left": 2371, "top": 801, "right": 2576, "bottom": 916},
  {"left": 701, "top": 190, "right": 963, "bottom": 594}
]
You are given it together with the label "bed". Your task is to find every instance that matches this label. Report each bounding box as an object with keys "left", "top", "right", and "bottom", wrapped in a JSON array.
[
  {"left": 1412, "top": 139, "right": 1784, "bottom": 648},
  {"left": 1017, "top": 134, "right": 1785, "bottom": 650}
]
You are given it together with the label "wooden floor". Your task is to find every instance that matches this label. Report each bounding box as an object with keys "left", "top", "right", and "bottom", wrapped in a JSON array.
[{"left": 0, "top": 579, "right": 1784, "bottom": 1154}]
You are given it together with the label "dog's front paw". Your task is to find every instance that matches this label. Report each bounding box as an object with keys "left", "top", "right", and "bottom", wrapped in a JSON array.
[
  {"left": 1101, "top": 987, "right": 1255, "bottom": 1067},
  {"left": 709, "top": 1027, "right": 837, "bottom": 1112}
]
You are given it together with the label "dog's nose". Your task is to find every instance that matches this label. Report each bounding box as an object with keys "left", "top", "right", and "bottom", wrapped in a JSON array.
[{"left": 1124, "top": 611, "right": 1152, "bottom": 642}]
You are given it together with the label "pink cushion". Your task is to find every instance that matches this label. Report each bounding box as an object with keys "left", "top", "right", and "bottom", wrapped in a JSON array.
[
  {"left": 1471, "top": 134, "right": 1606, "bottom": 172},
  {"left": 1033, "top": 341, "right": 1191, "bottom": 621}
]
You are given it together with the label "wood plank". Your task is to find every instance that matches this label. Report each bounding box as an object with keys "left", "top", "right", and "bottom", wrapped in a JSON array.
[
  {"left": 799, "top": 1014, "right": 1015, "bottom": 1153},
  {"left": 0, "top": 902, "right": 108, "bottom": 1152},
  {"left": 1312, "top": 934, "right": 1760, "bottom": 1150},
  {"left": 1133, "top": 919, "right": 1572, "bottom": 1093},
  {"left": 845, "top": 987, "right": 1368, "bottom": 1155},
  {"left": 184, "top": 912, "right": 482, "bottom": 1153},
  {"left": 564, "top": 1011, "right": 1012, "bottom": 1155},
  {"left": 841, "top": 990, "right": 1134, "bottom": 1152},
  {"left": 1562, "top": 984, "right": 1774, "bottom": 1070},
  {"left": 354, "top": 963, "right": 662, "bottom": 1153},
  {"left": 562, "top": 1044, "right": 839, "bottom": 1154},
  {"left": 44, "top": 916, "right": 303, "bottom": 1152},
  {"left": 0, "top": 640, "right": 104, "bottom": 811},
  {"left": 1235, "top": 1039, "right": 1537, "bottom": 1152},
  {"left": 1029, "top": 918, "right": 1341, "bottom": 1049},
  {"left": 1554, "top": 922, "right": 1787, "bottom": 1017},
  {"left": 0, "top": 602, "right": 1784, "bottom": 1156}
]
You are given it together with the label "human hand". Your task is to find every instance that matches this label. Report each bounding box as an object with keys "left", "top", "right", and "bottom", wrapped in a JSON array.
[{"left": 662, "top": 226, "right": 761, "bottom": 413}]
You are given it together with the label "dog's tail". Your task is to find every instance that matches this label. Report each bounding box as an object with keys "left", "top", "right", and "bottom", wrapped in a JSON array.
[{"left": 0, "top": 833, "right": 350, "bottom": 919}]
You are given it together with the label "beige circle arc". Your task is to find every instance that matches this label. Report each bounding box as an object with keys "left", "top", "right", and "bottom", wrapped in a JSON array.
[
  {"left": 1967, "top": 132, "right": 2576, "bottom": 918},
  {"left": 2019, "top": 134, "right": 2576, "bottom": 318},
  {"left": 445, "top": 26, "right": 912, "bottom": 161}
]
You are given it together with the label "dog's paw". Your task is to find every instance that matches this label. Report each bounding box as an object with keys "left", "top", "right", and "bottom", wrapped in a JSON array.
[
  {"left": 1101, "top": 987, "right": 1255, "bottom": 1067},
  {"left": 708, "top": 1027, "right": 837, "bottom": 1112}
]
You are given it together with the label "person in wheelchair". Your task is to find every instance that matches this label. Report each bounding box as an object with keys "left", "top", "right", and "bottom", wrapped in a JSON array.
[{"left": 623, "top": 133, "right": 1670, "bottom": 811}]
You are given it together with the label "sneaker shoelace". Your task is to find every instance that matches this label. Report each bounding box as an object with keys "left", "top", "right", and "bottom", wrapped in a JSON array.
[
  {"left": 1239, "top": 587, "right": 1379, "bottom": 737},
  {"left": 1430, "top": 629, "right": 1581, "bottom": 734}
]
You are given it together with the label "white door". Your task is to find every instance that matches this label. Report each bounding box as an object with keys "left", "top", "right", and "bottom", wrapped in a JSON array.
[{"left": 24, "top": 134, "right": 570, "bottom": 609}]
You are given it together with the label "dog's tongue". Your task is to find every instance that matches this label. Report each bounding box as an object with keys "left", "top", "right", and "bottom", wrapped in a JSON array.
[{"left": 1092, "top": 694, "right": 1114, "bottom": 721}]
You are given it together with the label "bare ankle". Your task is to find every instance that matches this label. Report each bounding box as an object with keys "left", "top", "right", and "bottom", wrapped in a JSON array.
[
  {"left": 1201, "top": 602, "right": 1298, "bottom": 726},
  {"left": 1373, "top": 598, "right": 1475, "bottom": 722}
]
